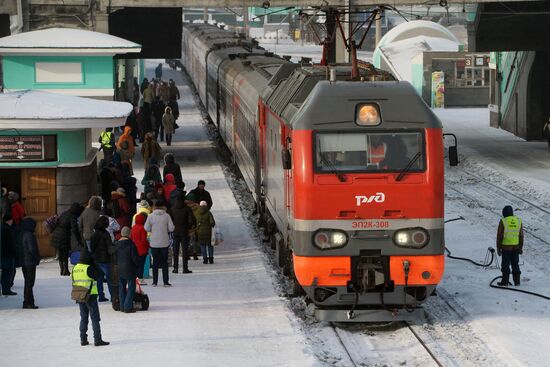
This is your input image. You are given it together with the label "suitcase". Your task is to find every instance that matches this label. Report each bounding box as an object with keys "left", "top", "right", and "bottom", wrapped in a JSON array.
[{"left": 133, "top": 279, "right": 149, "bottom": 311}]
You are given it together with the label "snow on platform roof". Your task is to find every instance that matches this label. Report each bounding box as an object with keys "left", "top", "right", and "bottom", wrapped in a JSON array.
[
  {"left": 374, "top": 20, "right": 461, "bottom": 82},
  {"left": 381, "top": 35, "right": 460, "bottom": 81},
  {"left": 0, "top": 28, "right": 141, "bottom": 55},
  {"left": 0, "top": 90, "right": 133, "bottom": 129}
]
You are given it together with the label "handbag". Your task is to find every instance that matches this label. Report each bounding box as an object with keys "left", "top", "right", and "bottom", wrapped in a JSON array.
[
  {"left": 212, "top": 227, "right": 224, "bottom": 246},
  {"left": 70, "top": 272, "right": 94, "bottom": 303},
  {"left": 174, "top": 121, "right": 180, "bottom": 129}
]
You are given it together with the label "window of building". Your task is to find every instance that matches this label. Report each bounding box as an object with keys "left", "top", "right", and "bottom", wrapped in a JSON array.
[{"left": 35, "top": 62, "right": 83, "bottom": 84}]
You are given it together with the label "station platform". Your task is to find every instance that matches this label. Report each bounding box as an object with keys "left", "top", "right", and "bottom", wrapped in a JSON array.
[
  {"left": 0, "top": 62, "right": 316, "bottom": 366},
  {"left": 435, "top": 108, "right": 550, "bottom": 188}
]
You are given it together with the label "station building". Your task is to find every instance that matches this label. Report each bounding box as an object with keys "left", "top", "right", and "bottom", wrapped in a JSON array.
[
  {"left": 374, "top": 20, "right": 490, "bottom": 108},
  {"left": 0, "top": 28, "right": 139, "bottom": 255}
]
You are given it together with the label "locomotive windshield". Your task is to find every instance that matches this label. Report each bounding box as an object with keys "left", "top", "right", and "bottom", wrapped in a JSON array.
[{"left": 315, "top": 131, "right": 425, "bottom": 173}]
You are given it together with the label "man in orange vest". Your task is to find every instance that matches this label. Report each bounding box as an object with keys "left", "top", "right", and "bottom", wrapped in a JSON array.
[{"left": 368, "top": 135, "right": 387, "bottom": 166}]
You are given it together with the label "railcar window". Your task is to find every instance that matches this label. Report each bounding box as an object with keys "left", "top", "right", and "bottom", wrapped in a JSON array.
[{"left": 315, "top": 131, "right": 425, "bottom": 173}]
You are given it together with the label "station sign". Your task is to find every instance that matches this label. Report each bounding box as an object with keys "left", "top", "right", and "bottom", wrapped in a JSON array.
[{"left": 0, "top": 136, "right": 48, "bottom": 162}]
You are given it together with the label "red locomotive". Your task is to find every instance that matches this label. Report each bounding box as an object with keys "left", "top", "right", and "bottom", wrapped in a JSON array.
[{"left": 182, "top": 23, "right": 446, "bottom": 321}]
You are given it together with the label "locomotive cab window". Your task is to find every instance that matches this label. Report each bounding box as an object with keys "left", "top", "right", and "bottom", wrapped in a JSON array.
[{"left": 315, "top": 131, "right": 425, "bottom": 173}]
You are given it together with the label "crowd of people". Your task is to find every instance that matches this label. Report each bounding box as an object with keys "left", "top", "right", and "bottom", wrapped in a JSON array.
[
  {"left": 115, "top": 63, "right": 180, "bottom": 147},
  {"left": 0, "top": 68, "right": 221, "bottom": 346}
]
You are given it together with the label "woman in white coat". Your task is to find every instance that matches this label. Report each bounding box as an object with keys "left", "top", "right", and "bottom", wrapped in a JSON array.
[{"left": 144, "top": 201, "right": 175, "bottom": 286}]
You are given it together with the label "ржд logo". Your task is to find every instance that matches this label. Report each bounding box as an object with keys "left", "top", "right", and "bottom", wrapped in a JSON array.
[{"left": 355, "top": 193, "right": 385, "bottom": 206}]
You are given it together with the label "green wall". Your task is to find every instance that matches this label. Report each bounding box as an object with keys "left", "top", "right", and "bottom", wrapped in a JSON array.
[
  {"left": 411, "top": 63, "right": 424, "bottom": 97},
  {"left": 0, "top": 129, "right": 87, "bottom": 167},
  {"left": 3, "top": 56, "right": 113, "bottom": 90}
]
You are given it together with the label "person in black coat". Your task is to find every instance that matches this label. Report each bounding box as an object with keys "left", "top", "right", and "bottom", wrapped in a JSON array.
[
  {"left": 188, "top": 180, "right": 213, "bottom": 209},
  {"left": 90, "top": 216, "right": 113, "bottom": 302},
  {"left": 115, "top": 227, "right": 140, "bottom": 313},
  {"left": 52, "top": 203, "right": 84, "bottom": 276},
  {"left": 16, "top": 217, "right": 41, "bottom": 309},
  {"left": 163, "top": 153, "right": 183, "bottom": 186},
  {"left": 169, "top": 194, "right": 196, "bottom": 274},
  {"left": 1, "top": 213, "right": 17, "bottom": 296},
  {"left": 99, "top": 159, "right": 114, "bottom": 204},
  {"left": 152, "top": 96, "right": 165, "bottom": 141}
]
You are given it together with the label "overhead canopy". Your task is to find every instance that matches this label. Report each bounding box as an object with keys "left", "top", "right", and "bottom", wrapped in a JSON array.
[
  {"left": 374, "top": 20, "right": 461, "bottom": 81},
  {"left": 0, "top": 90, "right": 132, "bottom": 129},
  {"left": 0, "top": 27, "right": 142, "bottom": 55}
]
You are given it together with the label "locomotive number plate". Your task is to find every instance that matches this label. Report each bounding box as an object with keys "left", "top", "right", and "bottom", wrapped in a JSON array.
[{"left": 351, "top": 221, "right": 390, "bottom": 229}]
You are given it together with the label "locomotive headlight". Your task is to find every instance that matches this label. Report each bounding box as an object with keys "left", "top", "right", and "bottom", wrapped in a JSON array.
[
  {"left": 313, "top": 229, "right": 349, "bottom": 250},
  {"left": 395, "top": 232, "right": 409, "bottom": 246},
  {"left": 356, "top": 103, "right": 381, "bottom": 126},
  {"left": 331, "top": 232, "right": 347, "bottom": 246},
  {"left": 393, "top": 228, "right": 430, "bottom": 248}
]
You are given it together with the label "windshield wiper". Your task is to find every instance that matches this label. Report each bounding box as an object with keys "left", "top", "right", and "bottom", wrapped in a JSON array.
[
  {"left": 396, "top": 152, "right": 422, "bottom": 182},
  {"left": 320, "top": 154, "right": 347, "bottom": 182}
]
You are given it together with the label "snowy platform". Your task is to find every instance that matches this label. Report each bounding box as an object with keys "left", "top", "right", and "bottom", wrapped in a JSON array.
[{"left": 0, "top": 62, "right": 315, "bottom": 367}]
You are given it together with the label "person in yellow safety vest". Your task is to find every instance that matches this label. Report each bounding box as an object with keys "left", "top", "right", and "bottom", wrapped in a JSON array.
[
  {"left": 72, "top": 250, "right": 109, "bottom": 347},
  {"left": 496, "top": 205, "right": 524, "bottom": 286},
  {"left": 368, "top": 135, "right": 387, "bottom": 166},
  {"left": 98, "top": 128, "right": 116, "bottom": 164}
]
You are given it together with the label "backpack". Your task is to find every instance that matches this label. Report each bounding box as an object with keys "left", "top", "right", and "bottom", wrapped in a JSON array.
[
  {"left": 108, "top": 199, "right": 122, "bottom": 218},
  {"left": 43, "top": 214, "right": 59, "bottom": 234}
]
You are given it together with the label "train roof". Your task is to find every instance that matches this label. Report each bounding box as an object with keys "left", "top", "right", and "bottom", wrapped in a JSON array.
[
  {"left": 290, "top": 80, "right": 443, "bottom": 130},
  {"left": 182, "top": 23, "right": 441, "bottom": 130}
]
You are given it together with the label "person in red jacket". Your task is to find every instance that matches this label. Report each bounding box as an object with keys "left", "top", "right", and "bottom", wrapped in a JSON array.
[
  {"left": 8, "top": 192, "right": 25, "bottom": 225},
  {"left": 130, "top": 213, "right": 149, "bottom": 285},
  {"left": 110, "top": 188, "right": 131, "bottom": 228},
  {"left": 163, "top": 173, "right": 177, "bottom": 203}
]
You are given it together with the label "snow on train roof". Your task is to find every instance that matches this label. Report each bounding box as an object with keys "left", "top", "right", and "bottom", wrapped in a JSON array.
[
  {"left": 0, "top": 28, "right": 141, "bottom": 55},
  {"left": 0, "top": 90, "right": 133, "bottom": 129}
]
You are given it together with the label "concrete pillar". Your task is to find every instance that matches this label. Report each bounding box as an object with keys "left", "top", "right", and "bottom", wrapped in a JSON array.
[
  {"left": 242, "top": 2, "right": 249, "bottom": 38},
  {"left": 203, "top": 7, "right": 208, "bottom": 22},
  {"left": 375, "top": 7, "right": 382, "bottom": 48},
  {"left": 94, "top": 10, "right": 109, "bottom": 33},
  {"left": 125, "top": 59, "right": 135, "bottom": 104}
]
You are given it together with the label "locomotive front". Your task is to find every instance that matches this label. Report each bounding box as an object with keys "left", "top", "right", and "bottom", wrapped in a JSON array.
[{"left": 288, "top": 80, "right": 445, "bottom": 321}]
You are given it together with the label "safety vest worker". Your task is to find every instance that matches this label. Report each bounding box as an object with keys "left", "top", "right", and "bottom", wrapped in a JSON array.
[
  {"left": 100, "top": 131, "right": 114, "bottom": 149},
  {"left": 72, "top": 263, "right": 98, "bottom": 296},
  {"left": 501, "top": 216, "right": 522, "bottom": 246},
  {"left": 98, "top": 128, "right": 116, "bottom": 163},
  {"left": 496, "top": 205, "right": 524, "bottom": 286}
]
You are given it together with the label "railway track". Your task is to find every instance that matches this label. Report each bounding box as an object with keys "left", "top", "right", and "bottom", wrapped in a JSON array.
[
  {"left": 330, "top": 321, "right": 445, "bottom": 366},
  {"left": 446, "top": 170, "right": 550, "bottom": 247}
]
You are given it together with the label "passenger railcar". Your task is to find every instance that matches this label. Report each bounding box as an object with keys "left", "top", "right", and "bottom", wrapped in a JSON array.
[{"left": 181, "top": 23, "right": 445, "bottom": 321}]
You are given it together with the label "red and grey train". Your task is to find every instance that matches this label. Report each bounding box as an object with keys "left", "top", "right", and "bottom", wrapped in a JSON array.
[{"left": 181, "top": 23, "right": 445, "bottom": 321}]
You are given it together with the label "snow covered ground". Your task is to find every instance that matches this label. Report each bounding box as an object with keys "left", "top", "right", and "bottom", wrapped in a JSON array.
[{"left": 3, "top": 58, "right": 550, "bottom": 366}]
